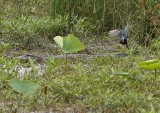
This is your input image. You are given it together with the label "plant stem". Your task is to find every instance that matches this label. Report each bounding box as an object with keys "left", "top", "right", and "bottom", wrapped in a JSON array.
[
  {"left": 65, "top": 54, "right": 68, "bottom": 64},
  {"left": 44, "top": 85, "right": 48, "bottom": 108},
  {"left": 154, "top": 69, "right": 157, "bottom": 83}
]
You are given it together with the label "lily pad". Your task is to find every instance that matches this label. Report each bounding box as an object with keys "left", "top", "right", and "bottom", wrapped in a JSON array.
[
  {"left": 8, "top": 79, "right": 39, "bottom": 94},
  {"left": 62, "top": 34, "right": 85, "bottom": 53},
  {"left": 138, "top": 59, "right": 160, "bottom": 70},
  {"left": 53, "top": 36, "right": 63, "bottom": 48}
]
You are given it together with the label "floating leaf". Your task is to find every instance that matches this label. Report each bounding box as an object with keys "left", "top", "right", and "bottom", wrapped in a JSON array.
[
  {"left": 53, "top": 36, "right": 63, "bottom": 48},
  {"left": 62, "top": 34, "right": 85, "bottom": 53},
  {"left": 8, "top": 79, "right": 39, "bottom": 94},
  {"left": 138, "top": 59, "right": 160, "bottom": 70}
]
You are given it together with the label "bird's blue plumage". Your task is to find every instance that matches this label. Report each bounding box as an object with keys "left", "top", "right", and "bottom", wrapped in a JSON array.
[
  {"left": 121, "top": 24, "right": 128, "bottom": 39},
  {"left": 108, "top": 24, "right": 129, "bottom": 48}
]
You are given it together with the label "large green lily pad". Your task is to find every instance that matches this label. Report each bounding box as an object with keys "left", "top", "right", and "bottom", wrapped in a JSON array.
[
  {"left": 62, "top": 34, "right": 85, "bottom": 53},
  {"left": 8, "top": 79, "right": 39, "bottom": 94},
  {"left": 138, "top": 59, "right": 160, "bottom": 70}
]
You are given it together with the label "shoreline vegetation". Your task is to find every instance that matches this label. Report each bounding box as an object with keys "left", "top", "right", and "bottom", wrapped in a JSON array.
[{"left": 1, "top": 0, "right": 160, "bottom": 112}]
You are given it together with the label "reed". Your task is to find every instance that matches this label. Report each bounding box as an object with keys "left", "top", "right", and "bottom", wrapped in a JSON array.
[{"left": 1, "top": 0, "right": 159, "bottom": 43}]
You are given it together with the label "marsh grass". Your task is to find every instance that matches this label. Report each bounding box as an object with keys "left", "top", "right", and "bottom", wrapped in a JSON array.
[
  {"left": 1, "top": 44, "right": 160, "bottom": 112},
  {"left": 1, "top": 0, "right": 160, "bottom": 112},
  {"left": 1, "top": 0, "right": 159, "bottom": 48}
]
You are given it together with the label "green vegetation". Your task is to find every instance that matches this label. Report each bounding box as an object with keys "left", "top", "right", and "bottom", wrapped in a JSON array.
[
  {"left": 1, "top": 0, "right": 160, "bottom": 112},
  {"left": 1, "top": 41, "right": 160, "bottom": 112},
  {"left": 54, "top": 34, "right": 85, "bottom": 64},
  {"left": 54, "top": 34, "right": 85, "bottom": 54},
  {"left": 1, "top": 0, "right": 159, "bottom": 47},
  {"left": 8, "top": 79, "right": 39, "bottom": 95}
]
